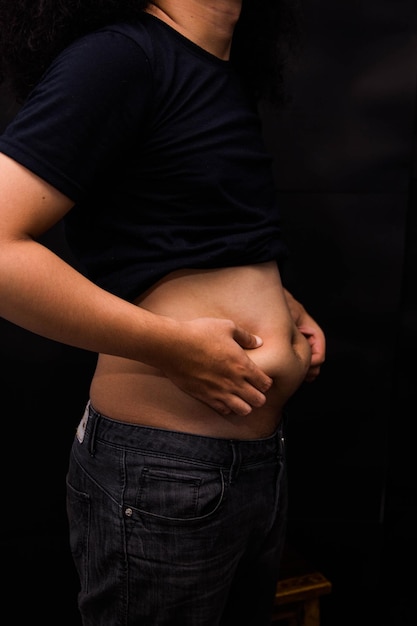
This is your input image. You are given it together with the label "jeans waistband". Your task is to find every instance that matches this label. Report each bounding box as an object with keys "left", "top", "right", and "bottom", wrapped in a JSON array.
[{"left": 81, "top": 402, "right": 285, "bottom": 466}]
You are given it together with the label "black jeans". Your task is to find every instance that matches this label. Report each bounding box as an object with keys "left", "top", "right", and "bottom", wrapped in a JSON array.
[{"left": 67, "top": 402, "right": 288, "bottom": 625}]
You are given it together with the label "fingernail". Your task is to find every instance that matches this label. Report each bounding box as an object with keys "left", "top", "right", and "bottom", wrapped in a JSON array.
[{"left": 253, "top": 335, "right": 263, "bottom": 346}]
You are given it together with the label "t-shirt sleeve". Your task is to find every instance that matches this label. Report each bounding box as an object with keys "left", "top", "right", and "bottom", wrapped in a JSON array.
[{"left": 0, "top": 29, "right": 153, "bottom": 202}]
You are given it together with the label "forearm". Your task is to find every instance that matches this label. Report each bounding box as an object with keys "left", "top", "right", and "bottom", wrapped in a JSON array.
[{"left": 0, "top": 238, "right": 176, "bottom": 364}]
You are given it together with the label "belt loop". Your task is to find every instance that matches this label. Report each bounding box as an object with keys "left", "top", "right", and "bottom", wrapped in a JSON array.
[
  {"left": 276, "top": 419, "right": 285, "bottom": 457},
  {"left": 228, "top": 441, "right": 241, "bottom": 484},
  {"left": 87, "top": 406, "right": 99, "bottom": 457}
]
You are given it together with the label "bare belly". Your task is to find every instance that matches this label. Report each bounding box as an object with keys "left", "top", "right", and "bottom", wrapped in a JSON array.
[{"left": 90, "top": 262, "right": 311, "bottom": 439}]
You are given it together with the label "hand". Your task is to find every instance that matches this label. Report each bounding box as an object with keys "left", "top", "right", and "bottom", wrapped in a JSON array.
[
  {"left": 284, "top": 289, "right": 326, "bottom": 382},
  {"left": 156, "top": 317, "right": 273, "bottom": 417}
]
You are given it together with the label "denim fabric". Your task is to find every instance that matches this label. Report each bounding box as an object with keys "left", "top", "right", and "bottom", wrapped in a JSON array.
[{"left": 66, "top": 402, "right": 288, "bottom": 626}]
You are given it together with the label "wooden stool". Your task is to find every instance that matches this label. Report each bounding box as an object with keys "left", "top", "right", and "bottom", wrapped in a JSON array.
[{"left": 271, "top": 545, "right": 332, "bottom": 626}]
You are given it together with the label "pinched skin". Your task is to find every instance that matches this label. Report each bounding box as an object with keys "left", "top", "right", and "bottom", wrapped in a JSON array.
[{"left": 90, "top": 262, "right": 311, "bottom": 439}]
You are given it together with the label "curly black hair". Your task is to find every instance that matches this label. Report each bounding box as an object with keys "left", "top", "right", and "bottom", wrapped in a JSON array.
[{"left": 0, "top": 0, "right": 301, "bottom": 105}]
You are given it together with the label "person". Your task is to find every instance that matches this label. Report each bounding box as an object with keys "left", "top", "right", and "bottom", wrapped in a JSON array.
[{"left": 0, "top": 1, "right": 325, "bottom": 624}]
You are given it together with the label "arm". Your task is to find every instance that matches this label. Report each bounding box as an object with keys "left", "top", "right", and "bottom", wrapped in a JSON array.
[
  {"left": 0, "top": 154, "right": 272, "bottom": 416},
  {"left": 283, "top": 288, "right": 326, "bottom": 382}
]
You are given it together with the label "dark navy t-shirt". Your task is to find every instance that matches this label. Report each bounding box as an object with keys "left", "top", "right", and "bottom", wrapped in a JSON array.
[{"left": 0, "top": 13, "right": 288, "bottom": 301}]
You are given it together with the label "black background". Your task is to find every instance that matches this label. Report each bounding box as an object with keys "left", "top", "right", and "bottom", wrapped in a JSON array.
[
  {"left": 1, "top": 1, "right": 416, "bottom": 624},
  {"left": 261, "top": 1, "right": 417, "bottom": 624}
]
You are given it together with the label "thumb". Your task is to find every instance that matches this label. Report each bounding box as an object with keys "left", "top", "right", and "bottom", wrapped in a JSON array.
[{"left": 233, "top": 326, "right": 263, "bottom": 349}]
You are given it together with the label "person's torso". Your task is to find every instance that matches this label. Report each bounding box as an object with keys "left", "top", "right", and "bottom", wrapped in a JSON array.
[{"left": 90, "top": 262, "right": 311, "bottom": 439}]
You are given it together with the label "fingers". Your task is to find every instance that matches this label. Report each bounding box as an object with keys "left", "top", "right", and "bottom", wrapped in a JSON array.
[
  {"left": 202, "top": 386, "right": 269, "bottom": 417},
  {"left": 299, "top": 325, "right": 325, "bottom": 352},
  {"left": 298, "top": 324, "right": 326, "bottom": 378},
  {"left": 171, "top": 317, "right": 272, "bottom": 416},
  {"left": 305, "top": 348, "right": 325, "bottom": 382},
  {"left": 186, "top": 357, "right": 272, "bottom": 417},
  {"left": 215, "top": 362, "right": 273, "bottom": 416},
  {"left": 208, "top": 398, "right": 250, "bottom": 417}
]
